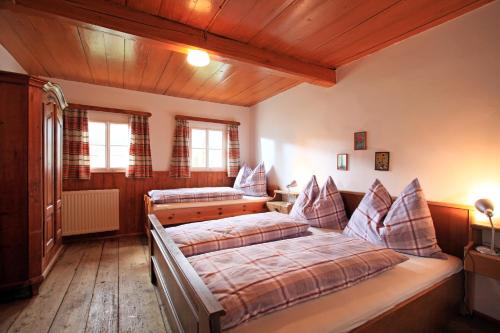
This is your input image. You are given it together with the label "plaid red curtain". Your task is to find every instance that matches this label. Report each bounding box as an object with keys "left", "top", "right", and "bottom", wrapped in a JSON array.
[
  {"left": 63, "top": 108, "right": 90, "bottom": 180},
  {"left": 127, "top": 115, "right": 153, "bottom": 178},
  {"left": 227, "top": 124, "right": 240, "bottom": 177},
  {"left": 170, "top": 119, "right": 191, "bottom": 178}
]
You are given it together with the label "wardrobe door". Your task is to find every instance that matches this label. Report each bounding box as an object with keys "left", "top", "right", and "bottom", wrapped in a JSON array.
[
  {"left": 55, "top": 106, "right": 63, "bottom": 242},
  {"left": 43, "top": 102, "right": 55, "bottom": 256}
]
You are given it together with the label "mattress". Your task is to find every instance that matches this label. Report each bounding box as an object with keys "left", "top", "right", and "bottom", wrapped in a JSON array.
[
  {"left": 230, "top": 228, "right": 463, "bottom": 333},
  {"left": 148, "top": 186, "right": 244, "bottom": 204},
  {"left": 151, "top": 195, "right": 272, "bottom": 211}
]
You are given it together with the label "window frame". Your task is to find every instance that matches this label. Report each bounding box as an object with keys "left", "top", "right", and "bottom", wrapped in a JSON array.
[
  {"left": 189, "top": 122, "right": 227, "bottom": 172},
  {"left": 88, "top": 120, "right": 129, "bottom": 173}
]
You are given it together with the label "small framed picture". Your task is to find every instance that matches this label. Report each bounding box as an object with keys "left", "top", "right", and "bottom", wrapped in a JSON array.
[
  {"left": 375, "top": 152, "right": 390, "bottom": 171},
  {"left": 354, "top": 131, "right": 367, "bottom": 150},
  {"left": 337, "top": 153, "right": 348, "bottom": 171}
]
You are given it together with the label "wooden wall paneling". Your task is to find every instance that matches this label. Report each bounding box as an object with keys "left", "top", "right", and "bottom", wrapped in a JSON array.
[
  {"left": 225, "top": 76, "right": 295, "bottom": 106},
  {"left": 175, "top": 60, "right": 226, "bottom": 98},
  {"left": 103, "top": 33, "right": 125, "bottom": 88},
  {"left": 154, "top": 52, "right": 188, "bottom": 94},
  {"left": 137, "top": 44, "right": 172, "bottom": 93},
  {"left": 0, "top": 11, "right": 61, "bottom": 77},
  {"left": 281, "top": 0, "right": 400, "bottom": 59},
  {"left": 248, "top": 0, "right": 329, "bottom": 50},
  {"left": 6, "top": 0, "right": 335, "bottom": 86},
  {"left": 77, "top": 27, "right": 109, "bottom": 85},
  {"left": 62, "top": 172, "right": 234, "bottom": 236},
  {"left": 208, "top": 0, "right": 296, "bottom": 43},
  {"left": 200, "top": 69, "right": 255, "bottom": 103},
  {"left": 313, "top": 0, "right": 489, "bottom": 65},
  {"left": 126, "top": 0, "right": 162, "bottom": 16},
  {"left": 186, "top": 63, "right": 233, "bottom": 100},
  {"left": 0, "top": 13, "right": 47, "bottom": 75},
  {"left": 158, "top": 0, "right": 227, "bottom": 30},
  {"left": 163, "top": 59, "right": 199, "bottom": 96},
  {"left": 233, "top": 78, "right": 302, "bottom": 106},
  {"left": 124, "top": 38, "right": 150, "bottom": 91},
  {"left": 27, "top": 15, "right": 90, "bottom": 81},
  {"left": 333, "top": 0, "right": 492, "bottom": 66}
]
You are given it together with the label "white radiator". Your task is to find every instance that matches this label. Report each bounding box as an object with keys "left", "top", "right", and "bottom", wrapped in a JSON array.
[{"left": 62, "top": 189, "right": 119, "bottom": 236}]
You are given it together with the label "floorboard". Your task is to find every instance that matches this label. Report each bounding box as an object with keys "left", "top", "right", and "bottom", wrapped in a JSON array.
[
  {"left": 118, "top": 237, "right": 167, "bottom": 333},
  {"left": 7, "top": 243, "right": 86, "bottom": 333},
  {"left": 1, "top": 237, "right": 167, "bottom": 333},
  {"left": 85, "top": 239, "right": 119, "bottom": 333},
  {"left": 49, "top": 241, "right": 103, "bottom": 332}
]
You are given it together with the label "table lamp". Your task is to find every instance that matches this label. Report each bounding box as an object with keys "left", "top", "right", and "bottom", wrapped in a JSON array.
[{"left": 474, "top": 198, "right": 499, "bottom": 256}]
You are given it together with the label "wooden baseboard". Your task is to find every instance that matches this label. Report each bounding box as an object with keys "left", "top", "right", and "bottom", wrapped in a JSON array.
[{"left": 62, "top": 231, "right": 144, "bottom": 243}]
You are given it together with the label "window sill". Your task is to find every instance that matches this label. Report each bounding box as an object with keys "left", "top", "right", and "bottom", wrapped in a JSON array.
[{"left": 90, "top": 169, "right": 127, "bottom": 173}]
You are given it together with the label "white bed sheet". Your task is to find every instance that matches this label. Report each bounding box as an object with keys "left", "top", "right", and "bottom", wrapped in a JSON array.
[
  {"left": 231, "top": 227, "right": 463, "bottom": 333},
  {"left": 152, "top": 195, "right": 272, "bottom": 211}
]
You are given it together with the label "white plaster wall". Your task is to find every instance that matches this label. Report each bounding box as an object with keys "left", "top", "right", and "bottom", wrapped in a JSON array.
[{"left": 251, "top": 1, "right": 500, "bottom": 320}]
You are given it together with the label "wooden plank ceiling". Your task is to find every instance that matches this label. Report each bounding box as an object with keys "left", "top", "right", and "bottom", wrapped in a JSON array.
[{"left": 0, "top": 0, "right": 491, "bottom": 106}]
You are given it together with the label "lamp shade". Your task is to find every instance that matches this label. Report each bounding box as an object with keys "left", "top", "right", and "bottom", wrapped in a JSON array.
[{"left": 475, "top": 198, "right": 494, "bottom": 217}]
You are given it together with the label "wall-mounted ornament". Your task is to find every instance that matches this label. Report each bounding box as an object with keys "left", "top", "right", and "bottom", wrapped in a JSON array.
[
  {"left": 375, "top": 152, "right": 390, "bottom": 171},
  {"left": 354, "top": 131, "right": 367, "bottom": 150},
  {"left": 337, "top": 154, "right": 348, "bottom": 171}
]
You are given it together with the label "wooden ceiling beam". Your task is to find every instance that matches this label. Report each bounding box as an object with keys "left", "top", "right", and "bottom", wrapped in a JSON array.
[{"left": 2, "top": 0, "right": 336, "bottom": 87}]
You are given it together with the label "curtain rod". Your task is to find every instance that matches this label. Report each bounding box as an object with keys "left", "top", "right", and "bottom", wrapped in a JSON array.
[
  {"left": 175, "top": 115, "right": 240, "bottom": 126},
  {"left": 67, "top": 103, "right": 152, "bottom": 117}
]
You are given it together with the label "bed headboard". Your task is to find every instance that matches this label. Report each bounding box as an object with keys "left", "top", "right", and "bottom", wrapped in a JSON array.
[{"left": 340, "top": 191, "right": 471, "bottom": 259}]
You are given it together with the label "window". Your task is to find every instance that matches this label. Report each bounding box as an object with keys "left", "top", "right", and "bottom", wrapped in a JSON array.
[
  {"left": 190, "top": 126, "right": 225, "bottom": 170},
  {"left": 89, "top": 121, "right": 129, "bottom": 171}
]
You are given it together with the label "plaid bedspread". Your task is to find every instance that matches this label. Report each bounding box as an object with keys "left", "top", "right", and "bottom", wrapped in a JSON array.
[
  {"left": 148, "top": 187, "right": 244, "bottom": 204},
  {"left": 189, "top": 233, "right": 408, "bottom": 331},
  {"left": 166, "top": 212, "right": 310, "bottom": 257}
]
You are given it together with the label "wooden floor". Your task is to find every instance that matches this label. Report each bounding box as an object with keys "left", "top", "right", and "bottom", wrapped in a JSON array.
[{"left": 0, "top": 237, "right": 169, "bottom": 333}]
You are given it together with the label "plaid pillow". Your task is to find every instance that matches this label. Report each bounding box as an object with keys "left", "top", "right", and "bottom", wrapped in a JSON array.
[
  {"left": 379, "top": 179, "right": 445, "bottom": 259},
  {"left": 289, "top": 175, "right": 319, "bottom": 220},
  {"left": 233, "top": 164, "right": 251, "bottom": 189},
  {"left": 234, "top": 162, "right": 267, "bottom": 196},
  {"left": 343, "top": 179, "right": 392, "bottom": 240},
  {"left": 309, "top": 177, "right": 349, "bottom": 229}
]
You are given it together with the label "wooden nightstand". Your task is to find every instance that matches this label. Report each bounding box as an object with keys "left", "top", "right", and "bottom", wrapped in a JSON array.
[
  {"left": 464, "top": 221, "right": 500, "bottom": 316},
  {"left": 464, "top": 221, "right": 500, "bottom": 280},
  {"left": 266, "top": 190, "right": 299, "bottom": 214}
]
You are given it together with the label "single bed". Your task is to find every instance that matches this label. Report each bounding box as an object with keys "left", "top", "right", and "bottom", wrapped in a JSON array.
[
  {"left": 148, "top": 191, "right": 471, "bottom": 333},
  {"left": 144, "top": 190, "right": 272, "bottom": 231}
]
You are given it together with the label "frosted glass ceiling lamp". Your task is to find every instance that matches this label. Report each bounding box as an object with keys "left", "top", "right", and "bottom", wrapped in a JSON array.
[
  {"left": 187, "top": 49, "right": 210, "bottom": 67},
  {"left": 475, "top": 198, "right": 499, "bottom": 256}
]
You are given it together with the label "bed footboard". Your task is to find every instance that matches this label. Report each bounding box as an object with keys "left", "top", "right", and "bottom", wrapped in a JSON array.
[{"left": 149, "top": 214, "right": 224, "bottom": 333}]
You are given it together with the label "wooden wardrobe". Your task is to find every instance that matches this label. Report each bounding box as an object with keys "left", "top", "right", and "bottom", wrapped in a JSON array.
[{"left": 0, "top": 71, "right": 67, "bottom": 296}]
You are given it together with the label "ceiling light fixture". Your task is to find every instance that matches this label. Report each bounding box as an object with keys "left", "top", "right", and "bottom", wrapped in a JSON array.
[{"left": 187, "top": 49, "right": 210, "bottom": 67}]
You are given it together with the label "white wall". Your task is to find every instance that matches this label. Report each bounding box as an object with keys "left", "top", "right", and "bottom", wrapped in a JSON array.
[
  {"left": 0, "top": 44, "right": 26, "bottom": 74},
  {"left": 251, "top": 1, "right": 500, "bottom": 320},
  {"left": 251, "top": 1, "right": 500, "bottom": 208}
]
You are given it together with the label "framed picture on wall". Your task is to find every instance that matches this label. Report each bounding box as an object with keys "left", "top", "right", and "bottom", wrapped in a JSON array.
[
  {"left": 337, "top": 154, "right": 348, "bottom": 171},
  {"left": 375, "top": 152, "right": 390, "bottom": 171},
  {"left": 354, "top": 131, "right": 367, "bottom": 150}
]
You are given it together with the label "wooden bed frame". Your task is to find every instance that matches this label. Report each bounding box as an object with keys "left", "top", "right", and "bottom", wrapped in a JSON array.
[
  {"left": 144, "top": 194, "right": 269, "bottom": 231},
  {"left": 148, "top": 191, "right": 472, "bottom": 333}
]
